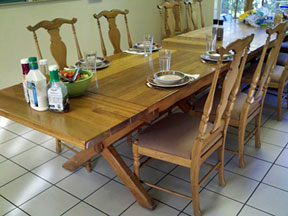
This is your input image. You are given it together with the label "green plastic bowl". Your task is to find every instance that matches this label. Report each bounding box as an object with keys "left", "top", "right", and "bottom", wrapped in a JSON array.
[{"left": 64, "top": 70, "right": 93, "bottom": 97}]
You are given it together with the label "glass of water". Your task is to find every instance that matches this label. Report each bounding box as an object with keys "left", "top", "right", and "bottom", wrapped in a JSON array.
[
  {"left": 159, "top": 49, "right": 171, "bottom": 72},
  {"left": 143, "top": 34, "right": 154, "bottom": 57},
  {"left": 84, "top": 51, "right": 97, "bottom": 74}
]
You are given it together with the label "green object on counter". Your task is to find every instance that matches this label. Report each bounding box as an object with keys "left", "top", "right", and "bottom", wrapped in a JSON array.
[{"left": 64, "top": 70, "right": 93, "bottom": 97}]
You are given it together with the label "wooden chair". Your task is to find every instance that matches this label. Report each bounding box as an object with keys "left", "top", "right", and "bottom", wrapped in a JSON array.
[
  {"left": 93, "top": 9, "right": 133, "bottom": 57},
  {"left": 192, "top": 23, "right": 287, "bottom": 168},
  {"left": 132, "top": 35, "right": 254, "bottom": 216},
  {"left": 27, "top": 18, "right": 83, "bottom": 71}
]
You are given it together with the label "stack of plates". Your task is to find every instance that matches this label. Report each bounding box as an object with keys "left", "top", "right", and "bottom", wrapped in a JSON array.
[
  {"left": 147, "top": 71, "right": 192, "bottom": 88},
  {"left": 201, "top": 51, "right": 233, "bottom": 62},
  {"left": 80, "top": 57, "right": 111, "bottom": 70},
  {"left": 134, "top": 42, "right": 162, "bottom": 52}
]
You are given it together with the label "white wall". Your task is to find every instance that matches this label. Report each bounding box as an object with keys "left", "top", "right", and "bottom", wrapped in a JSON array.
[{"left": 0, "top": 0, "right": 214, "bottom": 89}]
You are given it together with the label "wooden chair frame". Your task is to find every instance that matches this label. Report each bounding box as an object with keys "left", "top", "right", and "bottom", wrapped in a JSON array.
[
  {"left": 93, "top": 9, "right": 133, "bottom": 57},
  {"left": 27, "top": 18, "right": 82, "bottom": 70},
  {"left": 132, "top": 35, "right": 254, "bottom": 216}
]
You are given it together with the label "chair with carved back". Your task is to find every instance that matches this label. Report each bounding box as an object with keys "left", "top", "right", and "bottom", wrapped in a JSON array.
[
  {"left": 185, "top": 0, "right": 205, "bottom": 30},
  {"left": 27, "top": 18, "right": 83, "bottom": 71},
  {"left": 93, "top": 9, "right": 133, "bottom": 57},
  {"left": 27, "top": 18, "right": 94, "bottom": 172},
  {"left": 191, "top": 23, "right": 287, "bottom": 168},
  {"left": 132, "top": 35, "right": 254, "bottom": 216}
]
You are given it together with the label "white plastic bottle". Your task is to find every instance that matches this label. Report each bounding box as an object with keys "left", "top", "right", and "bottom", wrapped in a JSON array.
[{"left": 26, "top": 57, "right": 48, "bottom": 111}]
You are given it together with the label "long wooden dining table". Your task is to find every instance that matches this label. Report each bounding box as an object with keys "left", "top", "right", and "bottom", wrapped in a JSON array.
[{"left": 0, "top": 20, "right": 272, "bottom": 210}]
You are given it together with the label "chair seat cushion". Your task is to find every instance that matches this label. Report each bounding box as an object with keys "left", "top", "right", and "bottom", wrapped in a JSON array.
[
  {"left": 277, "top": 52, "right": 288, "bottom": 66},
  {"left": 271, "top": 65, "right": 286, "bottom": 83},
  {"left": 193, "top": 89, "right": 258, "bottom": 121},
  {"left": 281, "top": 42, "right": 288, "bottom": 53},
  {"left": 243, "top": 61, "right": 285, "bottom": 83},
  {"left": 138, "top": 113, "right": 213, "bottom": 159}
]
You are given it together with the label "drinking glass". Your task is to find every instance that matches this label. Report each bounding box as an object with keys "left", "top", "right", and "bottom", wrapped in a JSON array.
[
  {"left": 84, "top": 51, "right": 97, "bottom": 74},
  {"left": 206, "top": 34, "right": 216, "bottom": 53},
  {"left": 143, "top": 34, "right": 154, "bottom": 57},
  {"left": 159, "top": 49, "right": 171, "bottom": 72}
]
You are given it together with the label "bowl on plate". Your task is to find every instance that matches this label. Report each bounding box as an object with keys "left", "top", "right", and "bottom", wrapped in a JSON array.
[
  {"left": 154, "top": 71, "right": 185, "bottom": 85},
  {"left": 63, "top": 70, "right": 93, "bottom": 97}
]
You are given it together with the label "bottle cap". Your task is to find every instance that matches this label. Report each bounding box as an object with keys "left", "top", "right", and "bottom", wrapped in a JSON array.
[
  {"left": 20, "top": 58, "right": 29, "bottom": 64},
  {"left": 28, "top": 57, "right": 38, "bottom": 70},
  {"left": 219, "top": 20, "right": 224, "bottom": 25},
  {"left": 213, "top": 19, "right": 218, "bottom": 25},
  {"left": 49, "top": 65, "right": 60, "bottom": 82},
  {"left": 39, "top": 59, "right": 48, "bottom": 65},
  {"left": 49, "top": 65, "right": 58, "bottom": 72}
]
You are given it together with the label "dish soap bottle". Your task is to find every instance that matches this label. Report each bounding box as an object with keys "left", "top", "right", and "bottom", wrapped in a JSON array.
[
  {"left": 47, "top": 65, "right": 70, "bottom": 113},
  {"left": 20, "top": 58, "right": 30, "bottom": 103},
  {"left": 26, "top": 57, "right": 48, "bottom": 111}
]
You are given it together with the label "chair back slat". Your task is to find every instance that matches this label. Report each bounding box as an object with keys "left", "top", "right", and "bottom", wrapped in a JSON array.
[
  {"left": 184, "top": 1, "right": 192, "bottom": 31},
  {"left": 27, "top": 18, "right": 82, "bottom": 70},
  {"left": 31, "top": 31, "right": 43, "bottom": 60},
  {"left": 93, "top": 9, "right": 132, "bottom": 56},
  {"left": 188, "top": 1, "right": 198, "bottom": 29},
  {"left": 255, "top": 23, "right": 287, "bottom": 101},
  {"left": 173, "top": 0, "right": 184, "bottom": 32},
  {"left": 197, "top": 0, "right": 205, "bottom": 28},
  {"left": 158, "top": 5, "right": 167, "bottom": 38}
]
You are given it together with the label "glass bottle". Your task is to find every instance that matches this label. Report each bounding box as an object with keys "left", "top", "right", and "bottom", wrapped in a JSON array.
[
  {"left": 47, "top": 65, "right": 70, "bottom": 113},
  {"left": 20, "top": 58, "right": 30, "bottom": 103},
  {"left": 212, "top": 19, "right": 218, "bottom": 37},
  {"left": 217, "top": 20, "right": 224, "bottom": 41},
  {"left": 39, "top": 59, "right": 49, "bottom": 81},
  {"left": 26, "top": 57, "right": 48, "bottom": 111}
]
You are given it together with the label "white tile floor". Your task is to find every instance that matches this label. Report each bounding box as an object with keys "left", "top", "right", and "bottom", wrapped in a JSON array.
[{"left": 1, "top": 96, "right": 288, "bottom": 216}]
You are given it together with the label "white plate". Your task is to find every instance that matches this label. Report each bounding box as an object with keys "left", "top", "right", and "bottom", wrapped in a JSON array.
[
  {"left": 134, "top": 42, "right": 162, "bottom": 51},
  {"left": 201, "top": 53, "right": 232, "bottom": 62},
  {"left": 147, "top": 75, "right": 192, "bottom": 88},
  {"left": 154, "top": 71, "right": 185, "bottom": 85},
  {"left": 80, "top": 57, "right": 111, "bottom": 70}
]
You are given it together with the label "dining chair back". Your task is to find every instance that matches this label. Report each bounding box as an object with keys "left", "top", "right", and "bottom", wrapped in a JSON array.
[
  {"left": 132, "top": 34, "right": 254, "bottom": 216},
  {"left": 27, "top": 18, "right": 82, "bottom": 70},
  {"left": 184, "top": 0, "right": 196, "bottom": 31},
  {"left": 93, "top": 9, "right": 133, "bottom": 57},
  {"left": 158, "top": 1, "right": 178, "bottom": 38}
]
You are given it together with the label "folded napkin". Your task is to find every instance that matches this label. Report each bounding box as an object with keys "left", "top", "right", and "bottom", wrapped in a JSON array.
[
  {"left": 123, "top": 49, "right": 145, "bottom": 55},
  {"left": 185, "top": 74, "right": 200, "bottom": 80}
]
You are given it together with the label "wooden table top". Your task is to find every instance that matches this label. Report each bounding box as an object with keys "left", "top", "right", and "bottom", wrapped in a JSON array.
[
  {"left": 0, "top": 84, "right": 146, "bottom": 149},
  {"left": 0, "top": 20, "right": 271, "bottom": 150}
]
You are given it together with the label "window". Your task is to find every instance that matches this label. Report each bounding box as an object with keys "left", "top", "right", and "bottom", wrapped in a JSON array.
[{"left": 220, "top": 0, "right": 266, "bottom": 18}]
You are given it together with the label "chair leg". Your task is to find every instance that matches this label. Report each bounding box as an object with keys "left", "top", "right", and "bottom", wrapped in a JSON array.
[
  {"left": 217, "top": 146, "right": 226, "bottom": 186},
  {"left": 127, "top": 134, "right": 133, "bottom": 146},
  {"left": 85, "top": 160, "right": 92, "bottom": 172},
  {"left": 56, "top": 139, "right": 62, "bottom": 153},
  {"left": 190, "top": 169, "right": 201, "bottom": 216},
  {"left": 255, "top": 112, "right": 261, "bottom": 148},
  {"left": 238, "top": 125, "right": 246, "bottom": 168},
  {"left": 132, "top": 142, "right": 140, "bottom": 178},
  {"left": 277, "top": 87, "right": 283, "bottom": 121}
]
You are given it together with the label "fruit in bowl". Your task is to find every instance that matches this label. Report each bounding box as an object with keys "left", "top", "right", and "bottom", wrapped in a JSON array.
[{"left": 60, "top": 69, "right": 93, "bottom": 97}]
